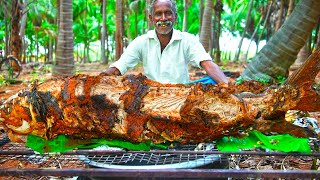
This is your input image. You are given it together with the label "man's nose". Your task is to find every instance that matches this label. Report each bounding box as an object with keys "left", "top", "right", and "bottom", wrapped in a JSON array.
[{"left": 160, "top": 13, "right": 167, "bottom": 20}]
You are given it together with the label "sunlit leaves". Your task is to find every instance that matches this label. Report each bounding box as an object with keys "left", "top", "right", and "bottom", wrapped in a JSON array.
[{"left": 1, "top": 0, "right": 277, "bottom": 62}]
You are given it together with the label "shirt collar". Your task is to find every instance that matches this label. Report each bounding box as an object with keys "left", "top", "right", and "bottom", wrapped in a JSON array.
[{"left": 147, "top": 29, "right": 182, "bottom": 41}]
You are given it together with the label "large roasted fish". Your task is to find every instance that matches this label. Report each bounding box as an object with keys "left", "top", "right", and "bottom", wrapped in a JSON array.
[{"left": 1, "top": 50, "right": 320, "bottom": 144}]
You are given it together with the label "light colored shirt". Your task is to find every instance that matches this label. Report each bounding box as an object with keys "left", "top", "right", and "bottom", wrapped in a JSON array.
[{"left": 110, "top": 29, "right": 212, "bottom": 84}]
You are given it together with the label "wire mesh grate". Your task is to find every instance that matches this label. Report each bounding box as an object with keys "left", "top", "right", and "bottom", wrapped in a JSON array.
[{"left": 77, "top": 144, "right": 224, "bottom": 169}]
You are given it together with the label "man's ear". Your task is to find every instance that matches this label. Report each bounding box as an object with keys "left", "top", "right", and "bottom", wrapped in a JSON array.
[{"left": 148, "top": 14, "right": 153, "bottom": 22}]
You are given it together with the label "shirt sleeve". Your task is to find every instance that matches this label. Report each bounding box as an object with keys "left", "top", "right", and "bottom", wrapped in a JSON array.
[
  {"left": 109, "top": 37, "right": 143, "bottom": 75},
  {"left": 185, "top": 34, "right": 212, "bottom": 69}
]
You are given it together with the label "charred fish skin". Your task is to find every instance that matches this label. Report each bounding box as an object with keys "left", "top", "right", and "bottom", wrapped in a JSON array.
[{"left": 0, "top": 73, "right": 318, "bottom": 144}]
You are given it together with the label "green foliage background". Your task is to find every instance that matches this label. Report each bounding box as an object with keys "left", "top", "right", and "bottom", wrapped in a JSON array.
[{"left": 1, "top": 0, "right": 311, "bottom": 63}]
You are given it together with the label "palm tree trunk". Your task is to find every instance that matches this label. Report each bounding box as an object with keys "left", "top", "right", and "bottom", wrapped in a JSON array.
[
  {"left": 214, "top": 0, "right": 222, "bottom": 63},
  {"left": 146, "top": 0, "right": 152, "bottom": 31},
  {"left": 5, "top": 19, "right": 10, "bottom": 56},
  {"left": 317, "top": 20, "right": 320, "bottom": 49},
  {"left": 20, "top": 0, "right": 28, "bottom": 64},
  {"left": 199, "top": 0, "right": 204, "bottom": 36},
  {"left": 183, "top": 0, "right": 190, "bottom": 32},
  {"left": 200, "top": 0, "right": 213, "bottom": 52},
  {"left": 52, "top": 0, "right": 74, "bottom": 77},
  {"left": 115, "top": 0, "right": 124, "bottom": 60},
  {"left": 274, "top": 0, "right": 284, "bottom": 32},
  {"left": 241, "top": 0, "right": 320, "bottom": 82},
  {"left": 289, "top": 44, "right": 308, "bottom": 74},
  {"left": 48, "top": 36, "right": 53, "bottom": 63},
  {"left": 101, "top": 0, "right": 107, "bottom": 64},
  {"left": 83, "top": 0, "right": 88, "bottom": 63},
  {"left": 286, "top": 0, "right": 294, "bottom": 20},
  {"left": 10, "top": 0, "right": 22, "bottom": 62}
]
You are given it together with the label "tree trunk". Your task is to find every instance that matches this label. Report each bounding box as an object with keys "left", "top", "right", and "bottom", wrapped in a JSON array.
[
  {"left": 234, "top": 0, "right": 254, "bottom": 61},
  {"left": 52, "top": 0, "right": 74, "bottom": 77},
  {"left": 101, "top": 0, "right": 107, "bottom": 64},
  {"left": 182, "top": 0, "right": 190, "bottom": 32},
  {"left": 199, "top": 0, "right": 204, "bottom": 36},
  {"left": 289, "top": 44, "right": 308, "bottom": 75},
  {"left": 48, "top": 36, "right": 53, "bottom": 63},
  {"left": 125, "top": 1, "right": 131, "bottom": 41},
  {"left": 115, "top": 0, "right": 124, "bottom": 60},
  {"left": 200, "top": 0, "right": 213, "bottom": 52},
  {"left": 20, "top": 0, "right": 28, "bottom": 64},
  {"left": 10, "top": 0, "right": 22, "bottom": 63},
  {"left": 83, "top": 0, "right": 88, "bottom": 63},
  {"left": 241, "top": 0, "right": 320, "bottom": 82},
  {"left": 35, "top": 30, "right": 39, "bottom": 62},
  {"left": 317, "top": 19, "right": 320, "bottom": 49},
  {"left": 146, "top": 0, "right": 152, "bottom": 31},
  {"left": 5, "top": 19, "right": 10, "bottom": 56},
  {"left": 274, "top": 0, "right": 284, "bottom": 32},
  {"left": 286, "top": 0, "right": 294, "bottom": 20},
  {"left": 214, "top": 0, "right": 222, "bottom": 63}
]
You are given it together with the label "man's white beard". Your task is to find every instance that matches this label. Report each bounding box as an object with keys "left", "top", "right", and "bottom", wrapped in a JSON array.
[{"left": 156, "top": 27, "right": 173, "bottom": 35}]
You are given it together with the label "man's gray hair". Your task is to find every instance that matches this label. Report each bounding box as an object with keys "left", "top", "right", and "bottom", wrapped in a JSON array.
[{"left": 149, "top": 0, "right": 177, "bottom": 15}]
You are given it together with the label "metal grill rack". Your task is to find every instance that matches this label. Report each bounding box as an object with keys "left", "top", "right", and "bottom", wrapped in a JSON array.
[
  {"left": 78, "top": 144, "right": 224, "bottom": 169},
  {"left": 0, "top": 129, "right": 320, "bottom": 179}
]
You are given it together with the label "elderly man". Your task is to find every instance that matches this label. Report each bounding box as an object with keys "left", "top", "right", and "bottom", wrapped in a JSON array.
[{"left": 105, "top": 0, "right": 228, "bottom": 84}]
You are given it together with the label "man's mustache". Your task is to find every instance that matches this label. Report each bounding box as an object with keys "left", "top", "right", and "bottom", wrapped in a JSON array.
[{"left": 155, "top": 20, "right": 173, "bottom": 27}]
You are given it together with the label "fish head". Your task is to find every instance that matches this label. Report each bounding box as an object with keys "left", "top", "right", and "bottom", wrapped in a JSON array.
[{"left": 0, "top": 87, "right": 48, "bottom": 143}]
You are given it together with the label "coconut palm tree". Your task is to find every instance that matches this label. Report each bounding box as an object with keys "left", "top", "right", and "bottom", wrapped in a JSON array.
[
  {"left": 199, "top": 0, "right": 213, "bottom": 52},
  {"left": 52, "top": 0, "right": 74, "bottom": 77},
  {"left": 241, "top": 0, "right": 320, "bottom": 83},
  {"left": 10, "top": 0, "right": 22, "bottom": 62},
  {"left": 182, "top": 0, "right": 190, "bottom": 32},
  {"left": 115, "top": 0, "right": 124, "bottom": 60},
  {"left": 101, "top": 0, "right": 107, "bottom": 64}
]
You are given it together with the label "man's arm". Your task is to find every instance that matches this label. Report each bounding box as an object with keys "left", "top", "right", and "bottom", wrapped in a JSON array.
[
  {"left": 200, "top": 60, "right": 228, "bottom": 84},
  {"left": 103, "top": 35, "right": 145, "bottom": 76}
]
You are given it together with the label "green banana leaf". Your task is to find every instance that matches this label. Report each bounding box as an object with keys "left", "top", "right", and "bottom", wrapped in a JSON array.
[
  {"left": 26, "top": 135, "right": 167, "bottom": 154},
  {"left": 26, "top": 131, "right": 311, "bottom": 154},
  {"left": 216, "top": 131, "right": 311, "bottom": 153}
]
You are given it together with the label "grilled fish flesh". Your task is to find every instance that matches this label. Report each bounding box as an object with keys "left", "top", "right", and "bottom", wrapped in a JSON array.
[
  {"left": 1, "top": 49, "right": 320, "bottom": 144},
  {"left": 0, "top": 73, "right": 318, "bottom": 144}
]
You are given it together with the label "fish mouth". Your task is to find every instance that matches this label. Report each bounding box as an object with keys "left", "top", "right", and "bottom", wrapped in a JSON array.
[{"left": 6, "top": 120, "right": 32, "bottom": 134}]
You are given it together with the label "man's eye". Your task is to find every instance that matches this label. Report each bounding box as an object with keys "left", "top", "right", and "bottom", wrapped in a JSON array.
[
  {"left": 166, "top": 12, "right": 173, "bottom": 16},
  {"left": 154, "top": 13, "right": 161, "bottom": 17}
]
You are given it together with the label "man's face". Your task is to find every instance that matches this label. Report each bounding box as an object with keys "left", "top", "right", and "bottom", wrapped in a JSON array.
[{"left": 149, "top": 0, "right": 177, "bottom": 35}]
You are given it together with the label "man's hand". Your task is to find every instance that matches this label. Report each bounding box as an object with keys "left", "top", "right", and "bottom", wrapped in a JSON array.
[{"left": 103, "top": 67, "right": 121, "bottom": 76}]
